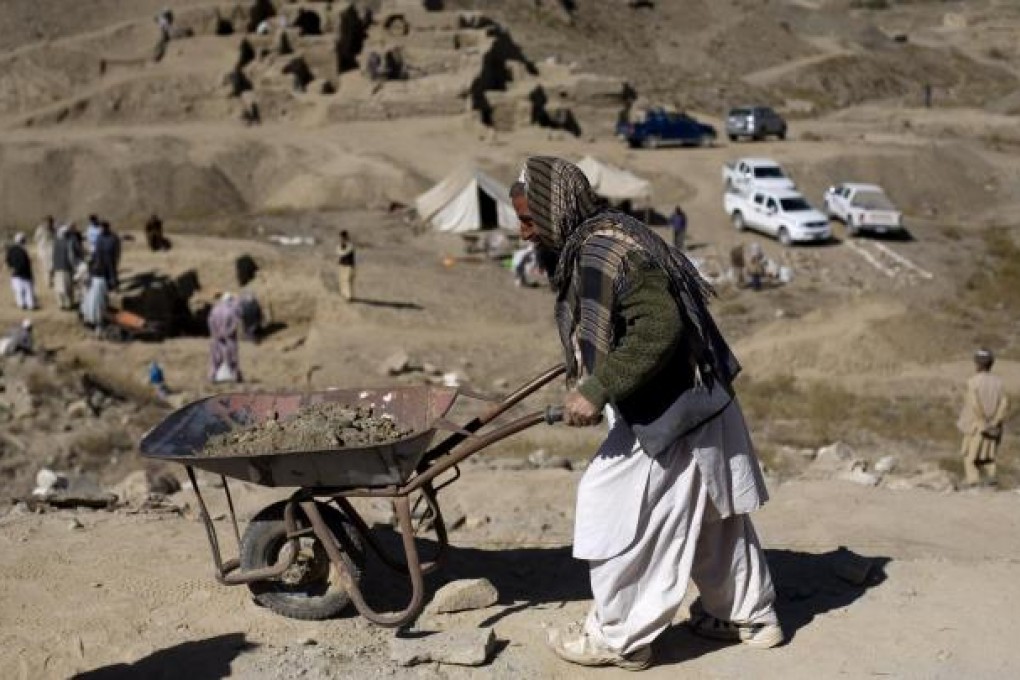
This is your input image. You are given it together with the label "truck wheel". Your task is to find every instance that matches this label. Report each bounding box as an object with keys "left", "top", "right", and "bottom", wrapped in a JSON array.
[
  {"left": 752, "top": 132, "right": 765, "bottom": 142},
  {"left": 778, "top": 227, "right": 792, "bottom": 247},
  {"left": 240, "top": 501, "right": 364, "bottom": 621},
  {"left": 846, "top": 222, "right": 859, "bottom": 238},
  {"left": 727, "top": 134, "right": 737, "bottom": 143},
  {"left": 643, "top": 135, "right": 660, "bottom": 149},
  {"left": 778, "top": 129, "right": 787, "bottom": 141},
  {"left": 732, "top": 212, "right": 746, "bottom": 232},
  {"left": 699, "top": 134, "right": 714, "bottom": 148}
]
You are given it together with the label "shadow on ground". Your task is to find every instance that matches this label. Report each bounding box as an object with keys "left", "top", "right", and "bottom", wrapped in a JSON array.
[
  {"left": 353, "top": 298, "right": 423, "bottom": 310},
  {"left": 70, "top": 633, "right": 257, "bottom": 680},
  {"left": 356, "top": 527, "right": 889, "bottom": 665}
]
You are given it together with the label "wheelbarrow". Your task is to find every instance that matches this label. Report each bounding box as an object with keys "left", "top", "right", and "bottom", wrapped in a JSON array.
[{"left": 139, "top": 364, "right": 566, "bottom": 626}]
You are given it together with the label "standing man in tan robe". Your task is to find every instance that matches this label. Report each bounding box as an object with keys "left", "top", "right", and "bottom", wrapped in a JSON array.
[
  {"left": 336, "top": 230, "right": 356, "bottom": 302},
  {"left": 957, "top": 349, "right": 1009, "bottom": 487},
  {"left": 34, "top": 216, "right": 55, "bottom": 289}
]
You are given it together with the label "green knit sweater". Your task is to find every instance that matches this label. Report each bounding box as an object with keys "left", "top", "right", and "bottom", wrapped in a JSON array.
[{"left": 575, "top": 257, "right": 684, "bottom": 411}]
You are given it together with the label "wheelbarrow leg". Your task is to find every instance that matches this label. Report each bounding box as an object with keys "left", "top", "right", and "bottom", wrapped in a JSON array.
[
  {"left": 332, "top": 487, "right": 449, "bottom": 577},
  {"left": 301, "top": 496, "right": 426, "bottom": 628}
]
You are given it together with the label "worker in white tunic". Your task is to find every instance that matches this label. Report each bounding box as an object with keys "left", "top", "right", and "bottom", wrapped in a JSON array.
[{"left": 511, "top": 157, "right": 782, "bottom": 671}]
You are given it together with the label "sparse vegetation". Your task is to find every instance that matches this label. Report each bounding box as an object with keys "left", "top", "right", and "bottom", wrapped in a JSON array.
[
  {"left": 940, "top": 225, "right": 962, "bottom": 241},
  {"left": 963, "top": 228, "right": 1020, "bottom": 314},
  {"left": 59, "top": 349, "right": 162, "bottom": 407},
  {"left": 739, "top": 374, "right": 958, "bottom": 449}
]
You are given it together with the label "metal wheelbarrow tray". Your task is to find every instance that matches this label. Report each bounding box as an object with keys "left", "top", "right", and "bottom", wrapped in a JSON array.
[{"left": 140, "top": 365, "right": 565, "bottom": 627}]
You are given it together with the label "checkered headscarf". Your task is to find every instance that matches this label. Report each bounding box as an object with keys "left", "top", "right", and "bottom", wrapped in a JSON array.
[{"left": 519, "top": 156, "right": 737, "bottom": 386}]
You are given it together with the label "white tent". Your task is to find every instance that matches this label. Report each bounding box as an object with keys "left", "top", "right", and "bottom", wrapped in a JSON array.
[
  {"left": 575, "top": 156, "right": 652, "bottom": 202},
  {"left": 415, "top": 166, "right": 518, "bottom": 233}
]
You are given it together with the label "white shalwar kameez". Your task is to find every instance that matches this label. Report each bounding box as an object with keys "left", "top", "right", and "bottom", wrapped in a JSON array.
[{"left": 574, "top": 399, "right": 777, "bottom": 655}]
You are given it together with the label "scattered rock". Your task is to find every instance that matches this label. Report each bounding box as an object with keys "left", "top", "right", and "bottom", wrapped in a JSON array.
[
  {"left": 112, "top": 470, "right": 150, "bottom": 506},
  {"left": 832, "top": 546, "right": 874, "bottom": 586},
  {"left": 370, "top": 500, "right": 397, "bottom": 526},
  {"left": 492, "top": 378, "right": 510, "bottom": 390},
  {"left": 488, "top": 457, "right": 528, "bottom": 471},
  {"left": 381, "top": 351, "right": 412, "bottom": 376},
  {"left": 528, "top": 449, "right": 572, "bottom": 470},
  {"left": 886, "top": 467, "right": 956, "bottom": 493},
  {"left": 426, "top": 578, "right": 499, "bottom": 615},
  {"left": 421, "top": 362, "right": 441, "bottom": 376},
  {"left": 148, "top": 471, "right": 181, "bottom": 495},
  {"left": 442, "top": 372, "right": 465, "bottom": 387},
  {"left": 874, "top": 455, "right": 899, "bottom": 474},
  {"left": 390, "top": 628, "right": 496, "bottom": 667},
  {"left": 464, "top": 515, "right": 490, "bottom": 530},
  {"left": 838, "top": 468, "right": 881, "bottom": 487},
  {"left": 65, "top": 399, "right": 91, "bottom": 419},
  {"left": 68, "top": 518, "right": 84, "bottom": 530},
  {"left": 33, "top": 468, "right": 69, "bottom": 497},
  {"left": 815, "top": 442, "right": 855, "bottom": 465},
  {"left": 295, "top": 637, "right": 317, "bottom": 647}
]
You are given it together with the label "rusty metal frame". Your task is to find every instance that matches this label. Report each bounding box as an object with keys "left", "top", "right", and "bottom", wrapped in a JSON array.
[{"left": 184, "top": 363, "right": 565, "bottom": 627}]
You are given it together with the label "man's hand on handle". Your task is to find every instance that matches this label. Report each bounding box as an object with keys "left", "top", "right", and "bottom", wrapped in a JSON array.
[{"left": 564, "top": 389, "right": 601, "bottom": 427}]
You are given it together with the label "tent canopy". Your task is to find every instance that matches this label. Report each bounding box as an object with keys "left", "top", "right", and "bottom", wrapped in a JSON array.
[
  {"left": 415, "top": 166, "right": 517, "bottom": 233},
  {"left": 575, "top": 156, "right": 651, "bottom": 202}
]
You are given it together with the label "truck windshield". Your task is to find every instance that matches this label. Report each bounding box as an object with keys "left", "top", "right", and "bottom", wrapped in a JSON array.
[
  {"left": 754, "top": 167, "right": 785, "bottom": 179},
  {"left": 780, "top": 198, "right": 811, "bottom": 212},
  {"left": 729, "top": 108, "right": 752, "bottom": 117}
]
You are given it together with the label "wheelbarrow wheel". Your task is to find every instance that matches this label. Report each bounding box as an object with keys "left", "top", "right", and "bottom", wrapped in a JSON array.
[{"left": 240, "top": 501, "right": 364, "bottom": 620}]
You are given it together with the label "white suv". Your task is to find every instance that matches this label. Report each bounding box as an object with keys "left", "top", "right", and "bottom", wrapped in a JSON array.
[{"left": 724, "top": 188, "right": 832, "bottom": 246}]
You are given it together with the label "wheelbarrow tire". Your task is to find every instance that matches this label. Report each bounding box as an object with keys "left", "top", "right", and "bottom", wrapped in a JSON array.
[{"left": 240, "top": 500, "right": 364, "bottom": 621}]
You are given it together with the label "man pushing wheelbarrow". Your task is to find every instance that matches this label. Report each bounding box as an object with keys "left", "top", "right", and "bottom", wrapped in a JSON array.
[
  {"left": 140, "top": 158, "right": 781, "bottom": 673},
  {"left": 510, "top": 157, "right": 782, "bottom": 671}
]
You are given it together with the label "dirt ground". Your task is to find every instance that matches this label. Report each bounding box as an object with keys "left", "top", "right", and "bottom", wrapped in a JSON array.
[
  {"left": 3, "top": 0, "right": 1020, "bottom": 677},
  {"left": 2, "top": 472, "right": 1018, "bottom": 679}
]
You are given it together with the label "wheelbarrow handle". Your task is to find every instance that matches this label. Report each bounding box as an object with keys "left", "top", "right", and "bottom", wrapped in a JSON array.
[{"left": 544, "top": 405, "right": 564, "bottom": 424}]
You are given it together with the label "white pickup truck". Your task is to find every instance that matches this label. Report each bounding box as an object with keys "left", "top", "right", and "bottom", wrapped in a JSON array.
[
  {"left": 724, "top": 188, "right": 831, "bottom": 246},
  {"left": 722, "top": 157, "right": 796, "bottom": 194},
  {"left": 823, "top": 183, "right": 904, "bottom": 236}
]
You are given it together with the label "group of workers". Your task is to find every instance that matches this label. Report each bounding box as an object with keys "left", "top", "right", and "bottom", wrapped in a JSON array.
[{"left": 4, "top": 215, "right": 123, "bottom": 321}]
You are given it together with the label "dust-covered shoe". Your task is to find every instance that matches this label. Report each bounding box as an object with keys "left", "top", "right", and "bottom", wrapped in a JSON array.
[
  {"left": 688, "top": 605, "right": 784, "bottom": 649},
  {"left": 547, "top": 625, "right": 652, "bottom": 671}
]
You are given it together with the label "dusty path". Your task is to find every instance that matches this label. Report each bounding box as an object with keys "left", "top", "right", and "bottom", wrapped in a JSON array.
[{"left": 1, "top": 470, "right": 1018, "bottom": 679}]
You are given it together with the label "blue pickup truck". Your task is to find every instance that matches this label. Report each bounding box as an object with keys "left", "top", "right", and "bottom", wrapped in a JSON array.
[{"left": 617, "top": 109, "right": 717, "bottom": 149}]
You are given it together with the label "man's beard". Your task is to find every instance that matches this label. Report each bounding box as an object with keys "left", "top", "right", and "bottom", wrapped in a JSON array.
[{"left": 535, "top": 243, "right": 561, "bottom": 286}]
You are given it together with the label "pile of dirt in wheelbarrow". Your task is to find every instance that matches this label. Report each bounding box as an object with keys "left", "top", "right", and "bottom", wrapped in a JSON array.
[{"left": 202, "top": 403, "right": 413, "bottom": 457}]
